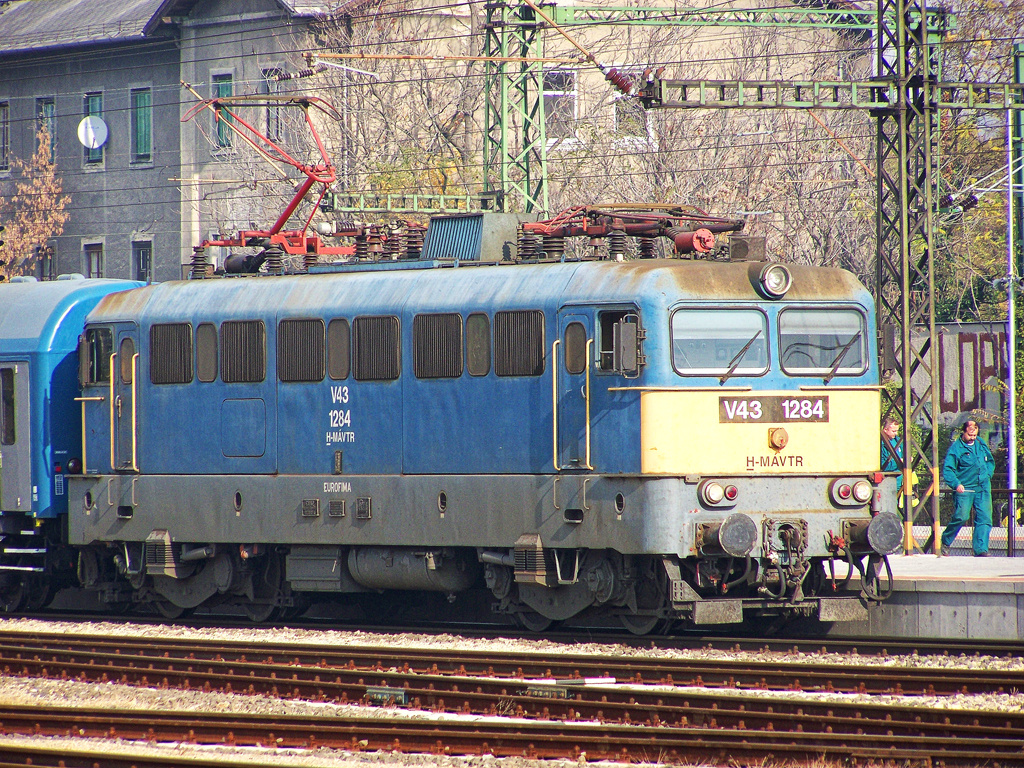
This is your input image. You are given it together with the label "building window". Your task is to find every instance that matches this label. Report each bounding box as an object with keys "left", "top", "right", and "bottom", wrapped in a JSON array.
[
  {"left": 84, "top": 244, "right": 103, "bottom": 278},
  {"left": 83, "top": 92, "right": 103, "bottom": 164},
  {"left": 413, "top": 313, "right": 463, "bottom": 379},
  {"left": 150, "top": 323, "right": 194, "bottom": 384},
  {"left": 0, "top": 102, "right": 9, "bottom": 171},
  {"left": 353, "top": 316, "right": 400, "bottom": 382},
  {"left": 221, "top": 320, "right": 266, "bottom": 383},
  {"left": 260, "top": 69, "right": 283, "bottom": 142},
  {"left": 212, "top": 74, "right": 233, "bottom": 148},
  {"left": 130, "top": 88, "right": 152, "bottom": 163},
  {"left": 542, "top": 70, "right": 576, "bottom": 140},
  {"left": 36, "top": 97, "right": 56, "bottom": 158},
  {"left": 132, "top": 241, "right": 152, "bottom": 282},
  {"left": 495, "top": 310, "right": 545, "bottom": 377},
  {"left": 278, "top": 318, "right": 326, "bottom": 383}
]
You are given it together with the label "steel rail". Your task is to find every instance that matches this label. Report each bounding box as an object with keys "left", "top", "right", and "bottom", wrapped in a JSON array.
[
  {"left": 0, "top": 632, "right": 1018, "bottom": 698},
  {"left": 1, "top": 704, "right": 1023, "bottom": 766}
]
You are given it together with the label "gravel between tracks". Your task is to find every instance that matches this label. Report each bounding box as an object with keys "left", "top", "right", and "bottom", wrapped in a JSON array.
[{"left": 0, "top": 618, "right": 1021, "bottom": 766}]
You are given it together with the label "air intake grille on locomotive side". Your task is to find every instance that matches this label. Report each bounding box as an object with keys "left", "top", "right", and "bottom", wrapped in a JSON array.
[
  {"left": 221, "top": 320, "right": 266, "bottom": 383},
  {"left": 150, "top": 323, "right": 194, "bottom": 384},
  {"left": 278, "top": 318, "right": 326, "bottom": 383},
  {"left": 353, "top": 316, "right": 400, "bottom": 381},
  {"left": 413, "top": 313, "right": 463, "bottom": 379},
  {"left": 495, "top": 310, "right": 545, "bottom": 377}
]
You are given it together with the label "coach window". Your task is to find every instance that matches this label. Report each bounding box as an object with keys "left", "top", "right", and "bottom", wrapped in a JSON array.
[
  {"left": 414, "top": 313, "right": 463, "bottom": 379},
  {"left": 278, "top": 318, "right": 325, "bottom": 383},
  {"left": 465, "top": 313, "right": 490, "bottom": 376},
  {"left": 119, "top": 337, "right": 135, "bottom": 384},
  {"left": 82, "top": 327, "right": 113, "bottom": 384},
  {"left": 671, "top": 309, "right": 768, "bottom": 377},
  {"left": 564, "top": 322, "right": 587, "bottom": 374},
  {"left": 327, "top": 319, "right": 350, "bottom": 380},
  {"left": 353, "top": 316, "right": 400, "bottom": 381},
  {"left": 221, "top": 321, "right": 266, "bottom": 383},
  {"left": 495, "top": 310, "right": 545, "bottom": 377},
  {"left": 196, "top": 323, "right": 217, "bottom": 382},
  {"left": 150, "top": 323, "right": 194, "bottom": 384},
  {"left": 0, "top": 369, "right": 14, "bottom": 445},
  {"left": 779, "top": 308, "right": 867, "bottom": 376}
]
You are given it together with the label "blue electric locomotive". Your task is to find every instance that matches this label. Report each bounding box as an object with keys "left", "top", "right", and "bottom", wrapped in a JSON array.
[{"left": 0, "top": 208, "right": 903, "bottom": 631}]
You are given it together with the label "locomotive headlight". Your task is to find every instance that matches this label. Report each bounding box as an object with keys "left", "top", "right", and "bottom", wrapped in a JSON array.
[
  {"left": 830, "top": 478, "right": 872, "bottom": 507},
  {"left": 701, "top": 481, "right": 725, "bottom": 505},
  {"left": 759, "top": 263, "right": 792, "bottom": 298},
  {"left": 852, "top": 480, "right": 873, "bottom": 503},
  {"left": 699, "top": 480, "right": 738, "bottom": 508}
]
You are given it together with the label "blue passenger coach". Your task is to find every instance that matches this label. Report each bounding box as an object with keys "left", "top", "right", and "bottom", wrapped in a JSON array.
[
  {"left": 2, "top": 208, "right": 903, "bottom": 630},
  {"left": 0, "top": 277, "right": 141, "bottom": 606}
]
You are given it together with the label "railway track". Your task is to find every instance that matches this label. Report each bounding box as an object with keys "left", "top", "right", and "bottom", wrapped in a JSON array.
[
  {"left": 1, "top": 625, "right": 1022, "bottom": 766},
  {"left": 0, "top": 700, "right": 1022, "bottom": 767},
  {"left": 0, "top": 630, "right": 1018, "bottom": 698}
]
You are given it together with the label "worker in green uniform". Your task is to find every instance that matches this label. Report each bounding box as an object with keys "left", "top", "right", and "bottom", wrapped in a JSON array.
[{"left": 940, "top": 419, "right": 995, "bottom": 557}]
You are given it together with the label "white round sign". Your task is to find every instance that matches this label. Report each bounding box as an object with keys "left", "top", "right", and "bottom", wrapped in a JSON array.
[{"left": 77, "top": 116, "right": 108, "bottom": 150}]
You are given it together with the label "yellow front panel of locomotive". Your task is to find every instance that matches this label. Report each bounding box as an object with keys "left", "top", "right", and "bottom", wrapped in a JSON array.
[{"left": 639, "top": 389, "right": 880, "bottom": 475}]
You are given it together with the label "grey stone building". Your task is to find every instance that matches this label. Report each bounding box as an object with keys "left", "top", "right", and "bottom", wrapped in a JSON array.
[{"left": 0, "top": 0, "right": 325, "bottom": 282}]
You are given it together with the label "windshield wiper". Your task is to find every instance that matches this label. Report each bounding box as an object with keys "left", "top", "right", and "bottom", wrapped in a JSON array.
[
  {"left": 719, "top": 330, "right": 762, "bottom": 384},
  {"left": 822, "top": 331, "right": 862, "bottom": 384}
]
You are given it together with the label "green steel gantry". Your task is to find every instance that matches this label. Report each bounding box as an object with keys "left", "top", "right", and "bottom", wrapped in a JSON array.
[{"left": 483, "top": 1, "right": 1024, "bottom": 552}]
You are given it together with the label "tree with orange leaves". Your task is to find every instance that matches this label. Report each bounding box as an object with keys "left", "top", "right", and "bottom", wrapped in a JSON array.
[{"left": 0, "top": 125, "right": 70, "bottom": 282}]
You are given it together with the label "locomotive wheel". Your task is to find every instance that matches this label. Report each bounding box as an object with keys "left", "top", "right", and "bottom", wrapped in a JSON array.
[
  {"left": 514, "top": 610, "right": 557, "bottom": 632},
  {"left": 23, "top": 575, "right": 54, "bottom": 611},
  {"left": 244, "top": 551, "right": 284, "bottom": 623},
  {"left": 0, "top": 574, "right": 26, "bottom": 613},
  {"left": 153, "top": 600, "right": 188, "bottom": 619},
  {"left": 618, "top": 613, "right": 667, "bottom": 636}
]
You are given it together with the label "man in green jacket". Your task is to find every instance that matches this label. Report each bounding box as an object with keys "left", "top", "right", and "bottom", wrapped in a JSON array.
[{"left": 940, "top": 419, "right": 996, "bottom": 557}]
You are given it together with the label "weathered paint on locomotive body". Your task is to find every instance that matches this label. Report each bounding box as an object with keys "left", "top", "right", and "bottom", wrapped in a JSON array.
[{"left": 68, "top": 258, "right": 891, "bottom": 568}]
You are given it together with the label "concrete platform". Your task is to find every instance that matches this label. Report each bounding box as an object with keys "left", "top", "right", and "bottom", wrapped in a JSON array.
[{"left": 834, "top": 538, "right": 1024, "bottom": 640}]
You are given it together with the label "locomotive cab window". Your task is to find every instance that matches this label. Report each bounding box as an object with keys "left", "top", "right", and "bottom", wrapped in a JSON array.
[
  {"left": 494, "top": 310, "right": 544, "bottom": 377},
  {"left": 119, "top": 337, "right": 135, "bottom": 384},
  {"left": 563, "top": 322, "right": 587, "bottom": 374},
  {"left": 79, "top": 327, "right": 113, "bottom": 385},
  {"left": 278, "top": 318, "right": 325, "bottom": 383},
  {"left": 414, "top": 313, "right": 463, "bottom": 379},
  {"left": 671, "top": 309, "right": 768, "bottom": 377},
  {"left": 150, "top": 323, "right": 194, "bottom": 384},
  {"left": 598, "top": 309, "right": 642, "bottom": 373},
  {"left": 779, "top": 308, "right": 867, "bottom": 376}
]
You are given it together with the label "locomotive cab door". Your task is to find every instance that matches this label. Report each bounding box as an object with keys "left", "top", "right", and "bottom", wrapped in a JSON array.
[
  {"left": 112, "top": 326, "right": 140, "bottom": 473},
  {"left": 0, "top": 363, "right": 31, "bottom": 512},
  {"left": 554, "top": 310, "right": 594, "bottom": 471}
]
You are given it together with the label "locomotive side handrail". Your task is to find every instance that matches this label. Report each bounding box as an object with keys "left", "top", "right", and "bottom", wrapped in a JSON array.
[
  {"left": 584, "top": 338, "right": 594, "bottom": 470},
  {"left": 109, "top": 352, "right": 116, "bottom": 471},
  {"left": 552, "top": 339, "right": 560, "bottom": 472},
  {"left": 131, "top": 352, "right": 139, "bottom": 473}
]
